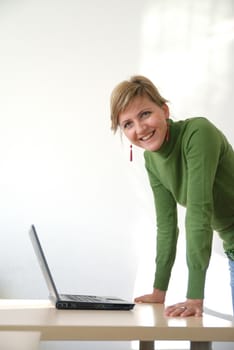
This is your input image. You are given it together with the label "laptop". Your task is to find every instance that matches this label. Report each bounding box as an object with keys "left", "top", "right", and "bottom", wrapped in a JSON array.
[{"left": 29, "top": 225, "right": 135, "bottom": 310}]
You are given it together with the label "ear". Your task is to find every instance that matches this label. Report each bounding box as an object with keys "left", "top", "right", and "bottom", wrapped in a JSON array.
[{"left": 162, "top": 103, "right": 170, "bottom": 119}]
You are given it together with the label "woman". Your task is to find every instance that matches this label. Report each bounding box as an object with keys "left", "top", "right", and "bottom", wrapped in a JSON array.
[{"left": 110, "top": 75, "right": 234, "bottom": 317}]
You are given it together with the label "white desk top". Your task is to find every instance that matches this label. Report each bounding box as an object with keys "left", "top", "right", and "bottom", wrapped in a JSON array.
[
  {"left": 0, "top": 331, "right": 41, "bottom": 350},
  {"left": 0, "top": 299, "right": 233, "bottom": 342}
]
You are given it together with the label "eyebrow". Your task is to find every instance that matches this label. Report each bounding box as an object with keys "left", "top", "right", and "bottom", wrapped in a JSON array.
[{"left": 119, "top": 107, "right": 151, "bottom": 127}]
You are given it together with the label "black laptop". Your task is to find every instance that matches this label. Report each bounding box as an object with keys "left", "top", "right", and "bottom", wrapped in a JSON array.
[{"left": 29, "top": 225, "right": 135, "bottom": 310}]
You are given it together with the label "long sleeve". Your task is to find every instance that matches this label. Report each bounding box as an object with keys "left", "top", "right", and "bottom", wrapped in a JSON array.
[
  {"left": 183, "top": 118, "right": 221, "bottom": 298},
  {"left": 145, "top": 165, "right": 179, "bottom": 291},
  {"left": 144, "top": 117, "right": 234, "bottom": 299}
]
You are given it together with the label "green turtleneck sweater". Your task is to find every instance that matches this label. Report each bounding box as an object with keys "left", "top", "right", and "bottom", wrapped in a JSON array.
[{"left": 144, "top": 117, "right": 234, "bottom": 299}]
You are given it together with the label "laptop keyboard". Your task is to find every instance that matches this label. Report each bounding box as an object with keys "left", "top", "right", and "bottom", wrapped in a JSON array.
[{"left": 62, "top": 294, "right": 102, "bottom": 302}]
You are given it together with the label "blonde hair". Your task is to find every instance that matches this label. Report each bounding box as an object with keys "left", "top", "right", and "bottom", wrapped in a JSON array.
[{"left": 110, "top": 75, "right": 168, "bottom": 133}]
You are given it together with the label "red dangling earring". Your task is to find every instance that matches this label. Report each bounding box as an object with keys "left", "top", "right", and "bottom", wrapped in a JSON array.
[
  {"left": 166, "top": 122, "right": 170, "bottom": 142},
  {"left": 130, "top": 145, "right": 133, "bottom": 162}
]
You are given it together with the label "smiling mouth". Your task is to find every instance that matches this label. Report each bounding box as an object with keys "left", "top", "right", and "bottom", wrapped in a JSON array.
[{"left": 140, "top": 131, "right": 155, "bottom": 141}]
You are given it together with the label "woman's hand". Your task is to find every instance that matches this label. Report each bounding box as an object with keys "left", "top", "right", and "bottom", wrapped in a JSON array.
[
  {"left": 165, "top": 299, "right": 203, "bottom": 317},
  {"left": 134, "top": 288, "right": 166, "bottom": 304},
  {"left": 135, "top": 292, "right": 203, "bottom": 317}
]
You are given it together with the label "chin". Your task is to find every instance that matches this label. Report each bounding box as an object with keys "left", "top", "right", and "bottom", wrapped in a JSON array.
[
  {"left": 145, "top": 144, "right": 160, "bottom": 152},
  {"left": 139, "top": 140, "right": 161, "bottom": 152},
  {"left": 148, "top": 139, "right": 165, "bottom": 152}
]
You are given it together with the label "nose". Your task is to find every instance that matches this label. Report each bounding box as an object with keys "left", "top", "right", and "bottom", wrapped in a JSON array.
[{"left": 135, "top": 120, "right": 146, "bottom": 135}]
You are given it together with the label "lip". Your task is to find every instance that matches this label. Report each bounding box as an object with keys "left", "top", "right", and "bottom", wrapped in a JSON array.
[{"left": 140, "top": 130, "right": 155, "bottom": 142}]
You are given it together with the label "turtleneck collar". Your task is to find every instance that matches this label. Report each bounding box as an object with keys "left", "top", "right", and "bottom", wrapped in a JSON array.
[{"left": 153, "top": 119, "right": 180, "bottom": 157}]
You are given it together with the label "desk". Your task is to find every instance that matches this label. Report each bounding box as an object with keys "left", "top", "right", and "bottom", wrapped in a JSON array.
[
  {"left": 0, "top": 300, "right": 233, "bottom": 350},
  {"left": 0, "top": 331, "right": 41, "bottom": 350}
]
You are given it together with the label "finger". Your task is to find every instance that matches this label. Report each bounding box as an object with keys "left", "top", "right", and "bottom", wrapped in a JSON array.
[
  {"left": 180, "top": 308, "right": 195, "bottom": 317},
  {"left": 169, "top": 308, "right": 186, "bottom": 317},
  {"left": 165, "top": 304, "right": 184, "bottom": 314},
  {"left": 165, "top": 305, "right": 191, "bottom": 317},
  {"left": 194, "top": 309, "right": 203, "bottom": 317},
  {"left": 134, "top": 295, "right": 149, "bottom": 303},
  {"left": 165, "top": 306, "right": 182, "bottom": 316},
  {"left": 134, "top": 297, "right": 143, "bottom": 303}
]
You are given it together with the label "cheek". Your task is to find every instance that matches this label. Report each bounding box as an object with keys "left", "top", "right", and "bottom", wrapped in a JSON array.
[{"left": 123, "top": 129, "right": 135, "bottom": 141}]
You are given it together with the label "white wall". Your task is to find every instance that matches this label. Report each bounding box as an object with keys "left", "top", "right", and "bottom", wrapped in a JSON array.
[{"left": 0, "top": 0, "right": 233, "bottom": 349}]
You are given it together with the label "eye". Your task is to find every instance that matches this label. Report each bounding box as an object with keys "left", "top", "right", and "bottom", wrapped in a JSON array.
[
  {"left": 123, "top": 121, "right": 133, "bottom": 129},
  {"left": 140, "top": 111, "right": 151, "bottom": 119}
]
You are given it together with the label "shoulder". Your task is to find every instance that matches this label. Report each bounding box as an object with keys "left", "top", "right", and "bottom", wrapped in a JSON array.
[
  {"left": 167, "top": 117, "right": 228, "bottom": 160},
  {"left": 183, "top": 117, "right": 216, "bottom": 132},
  {"left": 180, "top": 118, "right": 229, "bottom": 161},
  {"left": 182, "top": 117, "right": 223, "bottom": 143}
]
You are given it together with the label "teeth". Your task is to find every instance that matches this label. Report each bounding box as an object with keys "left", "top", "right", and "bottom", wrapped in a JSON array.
[{"left": 141, "top": 131, "right": 154, "bottom": 141}]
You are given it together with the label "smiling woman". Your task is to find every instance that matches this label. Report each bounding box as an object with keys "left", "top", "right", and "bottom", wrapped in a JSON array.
[
  {"left": 118, "top": 96, "right": 169, "bottom": 152},
  {"left": 110, "top": 75, "right": 234, "bottom": 319},
  {"left": 110, "top": 76, "right": 168, "bottom": 133},
  {"left": 110, "top": 76, "right": 170, "bottom": 152}
]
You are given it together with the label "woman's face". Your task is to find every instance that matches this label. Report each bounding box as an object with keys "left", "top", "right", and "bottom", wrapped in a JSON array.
[{"left": 118, "top": 95, "right": 169, "bottom": 152}]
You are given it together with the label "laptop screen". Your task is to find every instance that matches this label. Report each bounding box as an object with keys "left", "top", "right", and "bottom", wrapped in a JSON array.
[{"left": 29, "top": 225, "right": 59, "bottom": 301}]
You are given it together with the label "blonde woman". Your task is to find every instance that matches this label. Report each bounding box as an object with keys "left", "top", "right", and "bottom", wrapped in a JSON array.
[{"left": 110, "top": 75, "right": 234, "bottom": 317}]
